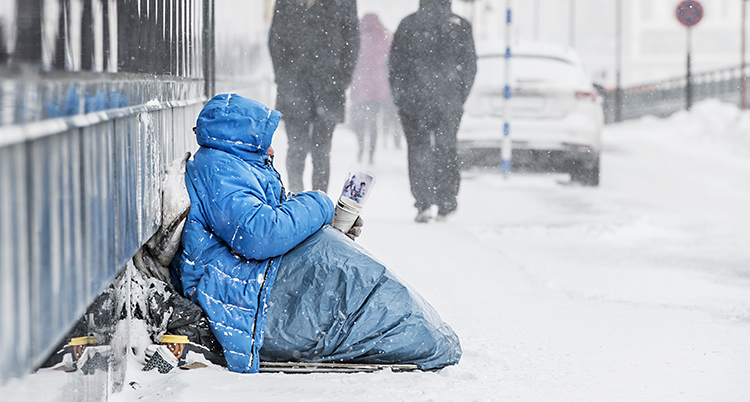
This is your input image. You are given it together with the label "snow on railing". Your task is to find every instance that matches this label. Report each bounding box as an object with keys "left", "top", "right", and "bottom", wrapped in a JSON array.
[{"left": 604, "top": 65, "right": 750, "bottom": 124}]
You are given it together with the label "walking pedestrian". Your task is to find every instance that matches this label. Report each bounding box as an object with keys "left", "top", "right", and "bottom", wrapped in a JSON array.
[
  {"left": 269, "top": 0, "right": 360, "bottom": 193},
  {"left": 349, "top": 12, "right": 391, "bottom": 165},
  {"left": 388, "top": 0, "right": 477, "bottom": 222}
]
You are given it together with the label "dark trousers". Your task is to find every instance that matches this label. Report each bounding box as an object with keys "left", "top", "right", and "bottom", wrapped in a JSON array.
[
  {"left": 399, "top": 109, "right": 462, "bottom": 214},
  {"left": 284, "top": 115, "right": 337, "bottom": 193}
]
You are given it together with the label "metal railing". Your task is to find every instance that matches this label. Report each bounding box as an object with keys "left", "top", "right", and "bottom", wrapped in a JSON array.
[
  {"left": 0, "top": 1, "right": 275, "bottom": 395},
  {"left": 0, "top": 0, "right": 211, "bottom": 392},
  {"left": 603, "top": 65, "right": 750, "bottom": 124}
]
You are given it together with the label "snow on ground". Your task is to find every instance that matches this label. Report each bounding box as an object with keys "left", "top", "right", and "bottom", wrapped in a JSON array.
[{"left": 4, "top": 99, "right": 750, "bottom": 401}]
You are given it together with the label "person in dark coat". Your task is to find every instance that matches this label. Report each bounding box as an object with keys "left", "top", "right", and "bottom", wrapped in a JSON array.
[
  {"left": 388, "top": 0, "right": 476, "bottom": 223},
  {"left": 269, "top": 0, "right": 360, "bottom": 193}
]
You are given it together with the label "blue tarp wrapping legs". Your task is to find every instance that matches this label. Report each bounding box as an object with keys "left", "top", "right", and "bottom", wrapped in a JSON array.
[{"left": 259, "top": 226, "right": 461, "bottom": 371}]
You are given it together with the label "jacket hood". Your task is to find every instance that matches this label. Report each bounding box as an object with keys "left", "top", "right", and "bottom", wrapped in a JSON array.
[
  {"left": 361, "top": 13, "right": 386, "bottom": 35},
  {"left": 195, "top": 94, "right": 282, "bottom": 160}
]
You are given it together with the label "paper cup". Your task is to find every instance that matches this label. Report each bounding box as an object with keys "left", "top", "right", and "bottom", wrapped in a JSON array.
[{"left": 332, "top": 196, "right": 362, "bottom": 234}]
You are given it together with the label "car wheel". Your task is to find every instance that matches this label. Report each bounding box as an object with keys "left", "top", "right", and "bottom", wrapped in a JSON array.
[{"left": 569, "top": 155, "right": 600, "bottom": 187}]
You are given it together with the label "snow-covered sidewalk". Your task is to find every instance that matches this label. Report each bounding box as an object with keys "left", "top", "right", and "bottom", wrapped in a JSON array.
[{"left": 4, "top": 100, "right": 749, "bottom": 401}]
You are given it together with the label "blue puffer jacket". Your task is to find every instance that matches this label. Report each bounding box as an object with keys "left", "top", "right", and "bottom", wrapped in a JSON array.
[{"left": 172, "top": 94, "right": 335, "bottom": 373}]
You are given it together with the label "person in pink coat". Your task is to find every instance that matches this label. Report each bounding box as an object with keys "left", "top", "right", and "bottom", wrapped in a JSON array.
[{"left": 349, "top": 13, "right": 393, "bottom": 164}]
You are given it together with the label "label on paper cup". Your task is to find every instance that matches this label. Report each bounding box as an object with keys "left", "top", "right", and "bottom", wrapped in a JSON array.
[
  {"left": 334, "top": 169, "right": 374, "bottom": 234},
  {"left": 340, "top": 170, "right": 375, "bottom": 206}
]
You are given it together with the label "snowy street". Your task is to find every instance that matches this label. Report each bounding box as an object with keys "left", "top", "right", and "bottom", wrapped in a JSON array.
[
  {"left": 4, "top": 100, "right": 749, "bottom": 401},
  {"left": 338, "top": 100, "right": 750, "bottom": 400}
]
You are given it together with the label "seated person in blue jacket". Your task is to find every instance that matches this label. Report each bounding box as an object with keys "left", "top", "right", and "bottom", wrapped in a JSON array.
[{"left": 172, "top": 94, "right": 460, "bottom": 374}]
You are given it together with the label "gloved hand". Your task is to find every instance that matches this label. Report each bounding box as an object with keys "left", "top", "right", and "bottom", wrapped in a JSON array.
[{"left": 346, "top": 216, "right": 364, "bottom": 241}]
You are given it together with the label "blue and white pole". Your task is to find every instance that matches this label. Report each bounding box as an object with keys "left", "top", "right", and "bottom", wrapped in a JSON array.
[{"left": 501, "top": 0, "right": 513, "bottom": 177}]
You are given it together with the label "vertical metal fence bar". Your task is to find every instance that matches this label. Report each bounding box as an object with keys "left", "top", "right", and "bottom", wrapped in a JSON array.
[
  {"left": 27, "top": 137, "right": 48, "bottom": 366},
  {"left": 146, "top": 110, "right": 162, "bottom": 241},
  {"left": 202, "top": 0, "right": 210, "bottom": 97},
  {"left": 114, "top": 116, "right": 135, "bottom": 271},
  {"left": 60, "top": 130, "right": 85, "bottom": 350},
  {"left": 148, "top": 0, "right": 158, "bottom": 74},
  {"left": 82, "top": 122, "right": 117, "bottom": 296},
  {"left": 0, "top": 144, "right": 31, "bottom": 380},
  {"left": 82, "top": 0, "right": 94, "bottom": 70}
]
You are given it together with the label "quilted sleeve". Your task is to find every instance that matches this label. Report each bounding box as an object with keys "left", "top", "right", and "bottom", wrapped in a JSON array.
[{"left": 201, "top": 160, "right": 335, "bottom": 261}]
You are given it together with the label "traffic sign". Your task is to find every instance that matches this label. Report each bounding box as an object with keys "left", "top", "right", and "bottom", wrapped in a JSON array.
[{"left": 676, "top": 0, "right": 703, "bottom": 28}]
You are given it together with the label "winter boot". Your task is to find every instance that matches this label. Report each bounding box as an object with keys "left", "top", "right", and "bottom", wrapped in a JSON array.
[
  {"left": 143, "top": 344, "right": 179, "bottom": 374},
  {"left": 415, "top": 208, "right": 433, "bottom": 223}
]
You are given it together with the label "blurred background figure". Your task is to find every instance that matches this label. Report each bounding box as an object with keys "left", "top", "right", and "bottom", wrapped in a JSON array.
[
  {"left": 349, "top": 12, "right": 392, "bottom": 165},
  {"left": 388, "top": 0, "right": 476, "bottom": 223},
  {"left": 269, "top": 0, "right": 360, "bottom": 193},
  {"left": 381, "top": 86, "right": 403, "bottom": 151}
]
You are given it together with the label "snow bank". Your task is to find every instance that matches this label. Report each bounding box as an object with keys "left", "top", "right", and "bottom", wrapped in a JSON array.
[{"left": 637, "top": 99, "right": 750, "bottom": 156}]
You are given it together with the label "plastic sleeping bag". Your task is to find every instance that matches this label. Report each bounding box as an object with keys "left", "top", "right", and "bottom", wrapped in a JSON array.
[{"left": 259, "top": 226, "right": 462, "bottom": 370}]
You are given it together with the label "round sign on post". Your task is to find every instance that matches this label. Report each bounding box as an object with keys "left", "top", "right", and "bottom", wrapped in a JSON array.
[
  {"left": 676, "top": 0, "right": 703, "bottom": 27},
  {"left": 676, "top": 0, "right": 702, "bottom": 112}
]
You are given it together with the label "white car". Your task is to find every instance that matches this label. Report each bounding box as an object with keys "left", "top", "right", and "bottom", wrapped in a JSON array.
[{"left": 458, "top": 42, "right": 604, "bottom": 186}]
